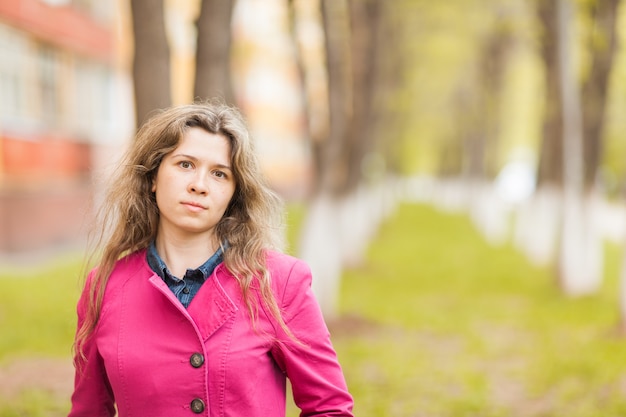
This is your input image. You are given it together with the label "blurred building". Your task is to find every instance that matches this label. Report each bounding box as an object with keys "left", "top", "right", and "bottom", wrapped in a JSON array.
[
  {"left": 0, "top": 0, "right": 132, "bottom": 252},
  {"left": 231, "top": 0, "right": 313, "bottom": 198},
  {"left": 0, "top": 0, "right": 314, "bottom": 253}
]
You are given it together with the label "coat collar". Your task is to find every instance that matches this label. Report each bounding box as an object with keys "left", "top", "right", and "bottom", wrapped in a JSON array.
[
  {"left": 140, "top": 251, "right": 239, "bottom": 341},
  {"left": 187, "top": 264, "right": 239, "bottom": 340}
]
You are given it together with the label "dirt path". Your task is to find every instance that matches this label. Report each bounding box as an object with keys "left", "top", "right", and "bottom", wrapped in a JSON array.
[{"left": 0, "top": 357, "right": 74, "bottom": 403}]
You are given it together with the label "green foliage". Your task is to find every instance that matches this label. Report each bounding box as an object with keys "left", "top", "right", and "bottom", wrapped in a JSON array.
[{"left": 388, "top": 0, "right": 626, "bottom": 184}]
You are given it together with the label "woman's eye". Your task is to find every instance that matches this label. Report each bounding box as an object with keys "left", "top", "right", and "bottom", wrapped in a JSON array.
[
  {"left": 179, "top": 161, "right": 192, "bottom": 169},
  {"left": 214, "top": 171, "right": 226, "bottom": 178}
]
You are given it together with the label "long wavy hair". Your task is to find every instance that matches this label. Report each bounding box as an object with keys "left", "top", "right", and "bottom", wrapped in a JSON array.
[{"left": 75, "top": 100, "right": 287, "bottom": 359}]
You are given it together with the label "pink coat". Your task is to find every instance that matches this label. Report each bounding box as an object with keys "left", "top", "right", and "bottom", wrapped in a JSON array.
[{"left": 69, "top": 249, "right": 353, "bottom": 417}]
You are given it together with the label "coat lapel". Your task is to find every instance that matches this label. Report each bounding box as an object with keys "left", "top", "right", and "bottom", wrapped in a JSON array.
[{"left": 187, "top": 266, "right": 238, "bottom": 340}]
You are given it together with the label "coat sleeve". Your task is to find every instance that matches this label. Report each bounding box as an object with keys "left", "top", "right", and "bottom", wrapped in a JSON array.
[
  {"left": 68, "top": 274, "right": 116, "bottom": 417},
  {"left": 270, "top": 259, "right": 354, "bottom": 417}
]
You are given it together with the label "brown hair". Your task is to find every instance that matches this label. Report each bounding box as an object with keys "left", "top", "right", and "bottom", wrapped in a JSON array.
[{"left": 75, "top": 100, "right": 287, "bottom": 359}]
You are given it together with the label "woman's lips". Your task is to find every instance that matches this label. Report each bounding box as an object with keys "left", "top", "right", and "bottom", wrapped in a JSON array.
[{"left": 181, "top": 201, "right": 206, "bottom": 212}]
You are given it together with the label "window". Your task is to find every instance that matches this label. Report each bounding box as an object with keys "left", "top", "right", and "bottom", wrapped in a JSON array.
[
  {"left": 0, "top": 23, "right": 27, "bottom": 126},
  {"left": 37, "top": 45, "right": 60, "bottom": 127}
]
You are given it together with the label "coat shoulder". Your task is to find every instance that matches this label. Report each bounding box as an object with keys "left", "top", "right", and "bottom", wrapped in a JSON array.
[
  {"left": 101, "top": 249, "right": 152, "bottom": 290},
  {"left": 263, "top": 250, "right": 312, "bottom": 290},
  {"left": 264, "top": 250, "right": 307, "bottom": 275}
]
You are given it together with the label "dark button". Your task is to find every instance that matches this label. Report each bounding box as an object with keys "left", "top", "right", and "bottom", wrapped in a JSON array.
[
  {"left": 190, "top": 353, "right": 204, "bottom": 368},
  {"left": 190, "top": 398, "right": 205, "bottom": 413},
  {"left": 182, "top": 287, "right": 190, "bottom": 294}
]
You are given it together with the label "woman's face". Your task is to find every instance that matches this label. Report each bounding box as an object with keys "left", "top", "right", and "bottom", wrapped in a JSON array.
[{"left": 152, "top": 127, "right": 236, "bottom": 242}]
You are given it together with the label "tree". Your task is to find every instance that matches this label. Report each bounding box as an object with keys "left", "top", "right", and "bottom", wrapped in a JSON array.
[
  {"left": 130, "top": 0, "right": 172, "bottom": 128},
  {"left": 580, "top": 0, "right": 620, "bottom": 189},
  {"left": 536, "top": 0, "right": 564, "bottom": 188},
  {"left": 194, "top": 0, "right": 236, "bottom": 104},
  {"left": 130, "top": 0, "right": 238, "bottom": 128},
  {"left": 515, "top": 0, "right": 565, "bottom": 267},
  {"left": 447, "top": 6, "right": 515, "bottom": 246},
  {"left": 343, "top": 0, "right": 381, "bottom": 191},
  {"left": 294, "top": 0, "right": 392, "bottom": 318},
  {"left": 526, "top": 0, "right": 619, "bottom": 294},
  {"left": 556, "top": 0, "right": 596, "bottom": 296},
  {"left": 316, "top": 0, "right": 352, "bottom": 195}
]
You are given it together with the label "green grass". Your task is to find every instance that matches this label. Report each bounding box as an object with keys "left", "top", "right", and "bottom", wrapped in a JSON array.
[
  {"left": 332, "top": 203, "right": 626, "bottom": 417},
  {"left": 0, "top": 252, "right": 83, "bottom": 360},
  {"left": 3, "top": 202, "right": 626, "bottom": 416},
  {"left": 0, "top": 252, "right": 83, "bottom": 416}
]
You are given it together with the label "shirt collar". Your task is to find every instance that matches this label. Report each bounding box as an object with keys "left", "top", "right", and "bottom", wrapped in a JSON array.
[{"left": 146, "top": 241, "right": 224, "bottom": 283}]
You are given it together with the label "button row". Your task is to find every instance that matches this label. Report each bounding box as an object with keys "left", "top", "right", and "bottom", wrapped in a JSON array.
[{"left": 189, "top": 353, "right": 205, "bottom": 413}]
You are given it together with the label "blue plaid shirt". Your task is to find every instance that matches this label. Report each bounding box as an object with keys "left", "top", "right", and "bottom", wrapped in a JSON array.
[{"left": 146, "top": 241, "right": 224, "bottom": 308}]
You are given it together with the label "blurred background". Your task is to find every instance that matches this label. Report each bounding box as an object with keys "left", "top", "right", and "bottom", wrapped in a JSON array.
[{"left": 2, "top": 0, "right": 626, "bottom": 415}]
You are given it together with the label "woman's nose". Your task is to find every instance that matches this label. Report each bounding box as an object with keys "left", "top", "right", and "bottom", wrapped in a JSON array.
[{"left": 188, "top": 173, "right": 209, "bottom": 194}]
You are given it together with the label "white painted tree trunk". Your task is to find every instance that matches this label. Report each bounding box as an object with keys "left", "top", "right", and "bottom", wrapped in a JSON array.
[
  {"left": 513, "top": 185, "right": 561, "bottom": 266},
  {"left": 596, "top": 198, "right": 626, "bottom": 244},
  {"left": 431, "top": 177, "right": 472, "bottom": 213},
  {"left": 469, "top": 181, "right": 510, "bottom": 246},
  {"left": 338, "top": 186, "right": 373, "bottom": 267},
  {"left": 557, "top": 0, "right": 602, "bottom": 295},
  {"left": 337, "top": 182, "right": 397, "bottom": 267},
  {"left": 298, "top": 179, "right": 399, "bottom": 318},
  {"left": 618, "top": 235, "right": 626, "bottom": 329},
  {"left": 559, "top": 192, "right": 603, "bottom": 295},
  {"left": 297, "top": 193, "right": 343, "bottom": 319},
  {"left": 402, "top": 175, "right": 437, "bottom": 203}
]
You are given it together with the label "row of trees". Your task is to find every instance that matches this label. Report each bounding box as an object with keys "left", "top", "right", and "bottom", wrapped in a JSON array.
[
  {"left": 126, "top": 0, "right": 626, "bottom": 323},
  {"left": 408, "top": 0, "right": 626, "bottom": 327},
  {"left": 128, "top": 0, "right": 405, "bottom": 318}
]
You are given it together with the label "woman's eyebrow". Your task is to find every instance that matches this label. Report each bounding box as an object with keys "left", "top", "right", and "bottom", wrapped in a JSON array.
[
  {"left": 172, "top": 153, "right": 232, "bottom": 170},
  {"left": 171, "top": 153, "right": 198, "bottom": 161}
]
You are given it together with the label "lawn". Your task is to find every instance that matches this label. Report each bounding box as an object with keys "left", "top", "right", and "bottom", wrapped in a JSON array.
[
  {"left": 2, "top": 202, "right": 626, "bottom": 416},
  {"left": 0, "top": 251, "right": 83, "bottom": 416},
  {"left": 331, "top": 203, "right": 626, "bottom": 417}
]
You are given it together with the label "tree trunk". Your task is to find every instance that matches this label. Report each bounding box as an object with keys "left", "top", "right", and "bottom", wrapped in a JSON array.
[
  {"left": 557, "top": 0, "right": 601, "bottom": 295},
  {"left": 286, "top": 0, "right": 329, "bottom": 180},
  {"left": 523, "top": 0, "right": 565, "bottom": 267},
  {"left": 194, "top": 0, "right": 236, "bottom": 104},
  {"left": 297, "top": 194, "right": 343, "bottom": 320},
  {"left": 477, "top": 19, "right": 511, "bottom": 179},
  {"left": 298, "top": 0, "right": 395, "bottom": 318},
  {"left": 343, "top": 0, "right": 380, "bottom": 191},
  {"left": 130, "top": 0, "right": 172, "bottom": 128},
  {"left": 517, "top": 0, "right": 562, "bottom": 277},
  {"left": 536, "top": 0, "right": 564, "bottom": 187},
  {"left": 514, "top": 185, "right": 561, "bottom": 265},
  {"left": 317, "top": 0, "right": 351, "bottom": 196},
  {"left": 581, "top": 0, "right": 620, "bottom": 189},
  {"left": 464, "top": 20, "right": 512, "bottom": 245},
  {"left": 295, "top": 0, "right": 351, "bottom": 319}
]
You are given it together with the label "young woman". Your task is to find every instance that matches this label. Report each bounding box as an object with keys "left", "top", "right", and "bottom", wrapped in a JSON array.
[{"left": 69, "top": 101, "right": 354, "bottom": 417}]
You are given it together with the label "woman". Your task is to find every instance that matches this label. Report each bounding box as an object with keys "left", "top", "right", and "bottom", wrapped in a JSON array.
[{"left": 69, "top": 101, "right": 354, "bottom": 417}]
